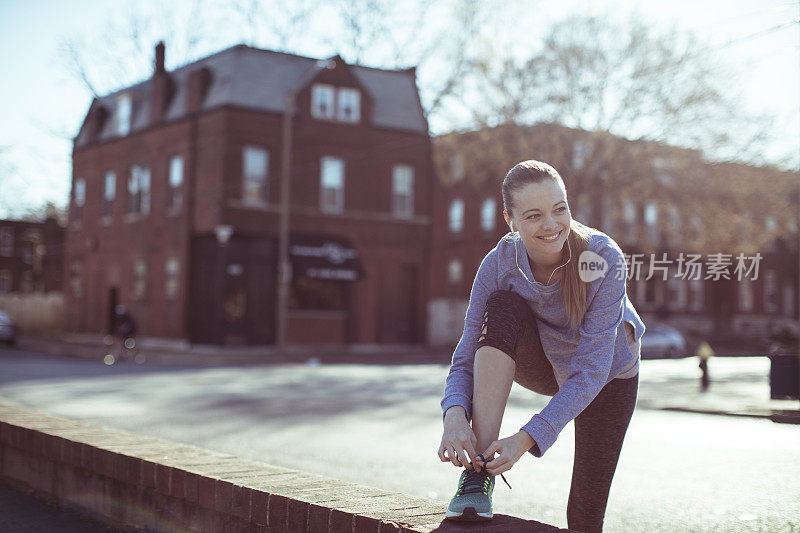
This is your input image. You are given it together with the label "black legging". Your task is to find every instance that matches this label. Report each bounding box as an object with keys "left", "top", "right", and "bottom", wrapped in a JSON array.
[{"left": 476, "top": 290, "right": 639, "bottom": 533}]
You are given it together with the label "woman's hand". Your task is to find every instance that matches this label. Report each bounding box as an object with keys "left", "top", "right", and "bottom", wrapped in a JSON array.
[
  {"left": 479, "top": 431, "right": 536, "bottom": 476},
  {"left": 438, "top": 406, "right": 479, "bottom": 470}
]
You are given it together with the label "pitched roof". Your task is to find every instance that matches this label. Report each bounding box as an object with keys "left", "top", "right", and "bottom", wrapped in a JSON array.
[{"left": 75, "top": 45, "right": 427, "bottom": 147}]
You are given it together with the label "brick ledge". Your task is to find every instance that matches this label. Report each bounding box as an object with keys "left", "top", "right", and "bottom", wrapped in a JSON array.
[{"left": 0, "top": 402, "right": 570, "bottom": 532}]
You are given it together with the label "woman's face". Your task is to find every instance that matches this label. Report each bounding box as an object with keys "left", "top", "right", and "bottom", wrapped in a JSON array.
[{"left": 505, "top": 180, "right": 571, "bottom": 261}]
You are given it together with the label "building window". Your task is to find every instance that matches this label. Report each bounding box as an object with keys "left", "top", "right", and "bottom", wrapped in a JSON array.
[
  {"left": 448, "top": 259, "right": 462, "bottom": 286},
  {"left": 480, "top": 198, "right": 496, "bottom": 232},
  {"left": 337, "top": 88, "right": 361, "bottom": 123},
  {"left": 689, "top": 278, "right": 704, "bottom": 311},
  {"left": 127, "top": 165, "right": 151, "bottom": 215},
  {"left": 0, "top": 270, "right": 10, "bottom": 293},
  {"left": 289, "top": 276, "right": 345, "bottom": 310},
  {"left": 666, "top": 271, "right": 687, "bottom": 311},
  {"left": 165, "top": 257, "right": 180, "bottom": 300},
  {"left": 644, "top": 203, "right": 658, "bottom": 243},
  {"left": 764, "top": 270, "right": 778, "bottom": 313},
  {"left": 320, "top": 156, "right": 344, "bottom": 213},
  {"left": 450, "top": 154, "right": 465, "bottom": 182},
  {"left": 0, "top": 227, "right": 12, "bottom": 256},
  {"left": 765, "top": 216, "right": 776, "bottom": 232},
  {"left": 622, "top": 200, "right": 637, "bottom": 242},
  {"left": 311, "top": 84, "right": 335, "bottom": 119},
  {"left": 652, "top": 156, "right": 675, "bottom": 185},
  {"left": 449, "top": 199, "right": 464, "bottom": 234},
  {"left": 688, "top": 214, "right": 702, "bottom": 243},
  {"left": 667, "top": 205, "right": 681, "bottom": 243},
  {"left": 572, "top": 140, "right": 589, "bottom": 170},
  {"left": 69, "top": 261, "right": 83, "bottom": 298},
  {"left": 392, "top": 164, "right": 414, "bottom": 218},
  {"left": 167, "top": 156, "right": 184, "bottom": 211},
  {"left": 132, "top": 258, "right": 147, "bottom": 301},
  {"left": 738, "top": 278, "right": 753, "bottom": 312},
  {"left": 242, "top": 147, "right": 268, "bottom": 204},
  {"left": 102, "top": 171, "right": 115, "bottom": 220},
  {"left": 73, "top": 178, "right": 86, "bottom": 224},
  {"left": 116, "top": 93, "right": 132, "bottom": 136}
]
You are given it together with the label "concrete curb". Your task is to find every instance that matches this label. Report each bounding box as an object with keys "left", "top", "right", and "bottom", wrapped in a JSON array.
[{"left": 0, "top": 403, "right": 573, "bottom": 532}]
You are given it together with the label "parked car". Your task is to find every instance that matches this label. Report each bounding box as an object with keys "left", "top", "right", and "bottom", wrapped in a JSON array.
[
  {"left": 640, "top": 322, "right": 686, "bottom": 359},
  {"left": 0, "top": 310, "right": 18, "bottom": 346}
]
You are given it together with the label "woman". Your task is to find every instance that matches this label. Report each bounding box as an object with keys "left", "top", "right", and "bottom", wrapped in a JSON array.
[{"left": 438, "top": 160, "right": 643, "bottom": 533}]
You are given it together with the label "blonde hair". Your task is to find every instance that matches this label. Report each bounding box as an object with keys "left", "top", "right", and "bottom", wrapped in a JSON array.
[{"left": 502, "top": 160, "right": 591, "bottom": 329}]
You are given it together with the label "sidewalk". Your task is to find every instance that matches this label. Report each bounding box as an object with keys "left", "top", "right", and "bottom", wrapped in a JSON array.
[
  {"left": 10, "top": 333, "right": 800, "bottom": 423},
  {"left": 0, "top": 482, "right": 120, "bottom": 532}
]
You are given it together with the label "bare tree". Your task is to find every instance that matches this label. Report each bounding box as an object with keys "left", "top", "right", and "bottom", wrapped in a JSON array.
[
  {"left": 447, "top": 13, "right": 791, "bottom": 253},
  {"left": 468, "top": 13, "right": 776, "bottom": 163},
  {"left": 57, "top": 0, "right": 215, "bottom": 98}
]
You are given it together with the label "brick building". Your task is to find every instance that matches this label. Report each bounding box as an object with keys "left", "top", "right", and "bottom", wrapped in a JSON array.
[
  {"left": 0, "top": 217, "right": 64, "bottom": 294},
  {"left": 428, "top": 123, "right": 799, "bottom": 346},
  {"left": 67, "top": 43, "right": 432, "bottom": 345}
]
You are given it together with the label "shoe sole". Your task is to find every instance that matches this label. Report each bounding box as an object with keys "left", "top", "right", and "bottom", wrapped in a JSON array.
[{"left": 445, "top": 507, "right": 493, "bottom": 521}]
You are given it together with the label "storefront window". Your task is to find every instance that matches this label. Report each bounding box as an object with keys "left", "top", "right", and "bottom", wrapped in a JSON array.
[{"left": 289, "top": 275, "right": 345, "bottom": 310}]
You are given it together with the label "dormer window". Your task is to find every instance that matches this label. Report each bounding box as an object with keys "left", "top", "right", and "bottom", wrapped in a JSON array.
[
  {"left": 311, "top": 84, "right": 361, "bottom": 123},
  {"left": 337, "top": 88, "right": 360, "bottom": 123},
  {"left": 116, "top": 93, "right": 132, "bottom": 136},
  {"left": 311, "top": 84, "right": 335, "bottom": 119}
]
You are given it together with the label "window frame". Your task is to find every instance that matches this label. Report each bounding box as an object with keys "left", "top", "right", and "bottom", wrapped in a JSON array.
[
  {"left": 241, "top": 146, "right": 269, "bottom": 204},
  {"left": 480, "top": 198, "right": 496, "bottom": 233},
  {"left": 311, "top": 84, "right": 336, "bottom": 120},
  {"left": 164, "top": 257, "right": 180, "bottom": 300},
  {"left": 391, "top": 164, "right": 414, "bottom": 218},
  {"left": 0, "top": 227, "right": 13, "bottom": 256},
  {"left": 337, "top": 87, "right": 361, "bottom": 123},
  {"left": 102, "top": 171, "right": 116, "bottom": 220},
  {"left": 132, "top": 258, "right": 148, "bottom": 301},
  {"left": 116, "top": 93, "right": 132, "bottom": 136},
  {"left": 319, "top": 156, "right": 345, "bottom": 213},
  {"left": 449, "top": 198, "right": 465, "bottom": 234},
  {"left": 167, "top": 155, "right": 184, "bottom": 212},
  {"left": 127, "top": 165, "right": 150, "bottom": 216}
]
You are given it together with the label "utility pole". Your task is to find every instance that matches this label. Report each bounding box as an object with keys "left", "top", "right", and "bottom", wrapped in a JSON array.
[{"left": 276, "top": 93, "right": 295, "bottom": 348}]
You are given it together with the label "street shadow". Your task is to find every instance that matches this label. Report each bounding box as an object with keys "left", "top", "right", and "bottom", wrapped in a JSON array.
[{"left": 425, "top": 514, "right": 576, "bottom": 532}]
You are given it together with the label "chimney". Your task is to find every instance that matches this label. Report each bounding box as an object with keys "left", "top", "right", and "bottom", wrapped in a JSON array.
[
  {"left": 154, "top": 41, "right": 165, "bottom": 75},
  {"left": 149, "top": 41, "right": 172, "bottom": 125}
]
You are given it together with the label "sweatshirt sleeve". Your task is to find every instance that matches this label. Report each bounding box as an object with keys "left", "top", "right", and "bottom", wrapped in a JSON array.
[
  {"left": 520, "top": 243, "right": 627, "bottom": 457},
  {"left": 441, "top": 249, "right": 499, "bottom": 423}
]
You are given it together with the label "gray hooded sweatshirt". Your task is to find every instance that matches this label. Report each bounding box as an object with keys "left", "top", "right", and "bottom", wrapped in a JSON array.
[{"left": 440, "top": 225, "right": 644, "bottom": 457}]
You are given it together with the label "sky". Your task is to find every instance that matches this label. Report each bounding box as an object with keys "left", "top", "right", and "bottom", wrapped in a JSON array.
[{"left": 0, "top": 0, "right": 798, "bottom": 219}]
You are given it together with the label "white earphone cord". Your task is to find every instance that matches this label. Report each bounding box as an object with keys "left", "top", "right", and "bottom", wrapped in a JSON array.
[{"left": 513, "top": 231, "right": 572, "bottom": 286}]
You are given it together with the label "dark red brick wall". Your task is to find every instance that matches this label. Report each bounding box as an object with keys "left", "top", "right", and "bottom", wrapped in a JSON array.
[{"left": 69, "top": 97, "right": 433, "bottom": 344}]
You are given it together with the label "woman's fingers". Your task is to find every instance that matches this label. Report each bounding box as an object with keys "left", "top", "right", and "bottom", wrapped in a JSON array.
[
  {"left": 484, "top": 455, "right": 510, "bottom": 476},
  {"left": 447, "top": 445, "right": 463, "bottom": 467},
  {"left": 437, "top": 442, "right": 448, "bottom": 462}
]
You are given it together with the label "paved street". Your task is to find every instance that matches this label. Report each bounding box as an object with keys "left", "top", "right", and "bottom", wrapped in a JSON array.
[{"left": 0, "top": 348, "right": 798, "bottom": 532}]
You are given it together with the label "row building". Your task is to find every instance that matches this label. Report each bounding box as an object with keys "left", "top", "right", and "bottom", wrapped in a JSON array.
[
  {"left": 428, "top": 123, "right": 799, "bottom": 347},
  {"left": 67, "top": 43, "right": 432, "bottom": 345}
]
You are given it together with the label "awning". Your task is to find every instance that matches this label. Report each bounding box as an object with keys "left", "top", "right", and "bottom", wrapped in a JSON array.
[{"left": 289, "top": 233, "right": 364, "bottom": 281}]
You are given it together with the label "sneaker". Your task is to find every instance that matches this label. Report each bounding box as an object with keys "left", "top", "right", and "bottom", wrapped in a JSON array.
[{"left": 445, "top": 468, "right": 495, "bottom": 521}]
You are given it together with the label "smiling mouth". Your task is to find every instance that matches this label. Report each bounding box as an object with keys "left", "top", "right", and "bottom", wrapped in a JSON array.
[{"left": 537, "top": 230, "right": 562, "bottom": 242}]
